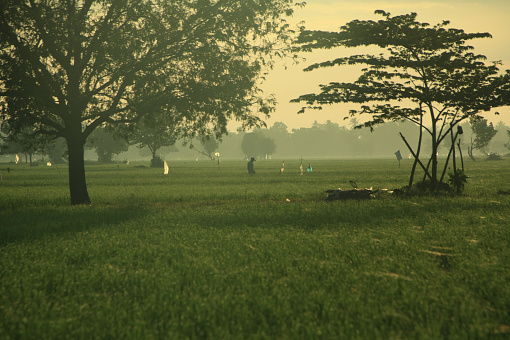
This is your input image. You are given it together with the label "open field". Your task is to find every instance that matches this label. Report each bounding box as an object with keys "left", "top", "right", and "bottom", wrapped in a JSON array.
[{"left": 1, "top": 158, "right": 509, "bottom": 339}]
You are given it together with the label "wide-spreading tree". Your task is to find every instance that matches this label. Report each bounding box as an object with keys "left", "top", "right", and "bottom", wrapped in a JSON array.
[
  {"left": 292, "top": 10, "right": 510, "bottom": 190},
  {"left": 506, "top": 130, "right": 510, "bottom": 152},
  {"left": 0, "top": 124, "right": 47, "bottom": 165},
  {"left": 468, "top": 117, "right": 497, "bottom": 159},
  {"left": 0, "top": 0, "right": 303, "bottom": 204},
  {"left": 86, "top": 127, "right": 128, "bottom": 163},
  {"left": 199, "top": 135, "right": 220, "bottom": 160},
  {"left": 241, "top": 131, "right": 276, "bottom": 158},
  {"left": 120, "top": 108, "right": 180, "bottom": 167}
]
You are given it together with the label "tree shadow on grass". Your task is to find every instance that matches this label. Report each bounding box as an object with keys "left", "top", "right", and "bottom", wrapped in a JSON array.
[
  {"left": 0, "top": 204, "right": 149, "bottom": 247},
  {"left": 170, "top": 196, "right": 510, "bottom": 232}
]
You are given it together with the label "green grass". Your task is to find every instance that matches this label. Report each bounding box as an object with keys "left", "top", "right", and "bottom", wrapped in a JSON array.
[{"left": 1, "top": 159, "right": 509, "bottom": 339}]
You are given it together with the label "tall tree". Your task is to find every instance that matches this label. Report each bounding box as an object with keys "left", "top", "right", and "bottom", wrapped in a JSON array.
[
  {"left": 292, "top": 10, "right": 510, "bottom": 190},
  {"left": 241, "top": 131, "right": 276, "bottom": 158},
  {"left": 86, "top": 127, "right": 128, "bottom": 163},
  {"left": 199, "top": 135, "right": 220, "bottom": 160},
  {"left": 505, "top": 130, "right": 510, "bottom": 152},
  {"left": 468, "top": 117, "right": 497, "bottom": 157},
  {"left": 0, "top": 124, "right": 47, "bottom": 165},
  {"left": 0, "top": 0, "right": 303, "bottom": 204},
  {"left": 41, "top": 137, "right": 67, "bottom": 164},
  {"left": 489, "top": 121, "right": 509, "bottom": 155},
  {"left": 266, "top": 121, "right": 291, "bottom": 156},
  {"left": 121, "top": 108, "right": 180, "bottom": 166}
]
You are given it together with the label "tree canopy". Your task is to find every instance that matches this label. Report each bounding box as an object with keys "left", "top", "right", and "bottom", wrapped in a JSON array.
[
  {"left": 0, "top": 124, "right": 48, "bottom": 165},
  {"left": 469, "top": 117, "right": 498, "bottom": 156},
  {"left": 0, "top": 0, "right": 304, "bottom": 204},
  {"left": 86, "top": 127, "right": 128, "bottom": 163},
  {"left": 241, "top": 131, "right": 276, "bottom": 158},
  {"left": 199, "top": 135, "right": 220, "bottom": 160},
  {"left": 292, "top": 10, "right": 510, "bottom": 190},
  {"left": 121, "top": 108, "right": 180, "bottom": 164}
]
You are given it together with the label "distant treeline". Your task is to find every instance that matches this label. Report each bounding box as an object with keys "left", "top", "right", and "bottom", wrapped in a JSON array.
[{"left": 113, "top": 120, "right": 510, "bottom": 161}]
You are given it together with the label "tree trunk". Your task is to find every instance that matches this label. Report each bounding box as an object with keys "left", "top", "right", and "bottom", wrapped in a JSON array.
[
  {"left": 440, "top": 131, "right": 458, "bottom": 183},
  {"left": 400, "top": 133, "right": 432, "bottom": 181},
  {"left": 451, "top": 130, "right": 457, "bottom": 172},
  {"left": 408, "top": 110, "right": 424, "bottom": 187},
  {"left": 430, "top": 136, "right": 438, "bottom": 187},
  {"left": 457, "top": 140, "right": 464, "bottom": 171},
  {"left": 67, "top": 135, "right": 91, "bottom": 205},
  {"left": 468, "top": 138, "right": 476, "bottom": 161}
]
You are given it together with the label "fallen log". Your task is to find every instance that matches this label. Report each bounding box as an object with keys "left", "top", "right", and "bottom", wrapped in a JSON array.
[{"left": 325, "top": 188, "right": 378, "bottom": 201}]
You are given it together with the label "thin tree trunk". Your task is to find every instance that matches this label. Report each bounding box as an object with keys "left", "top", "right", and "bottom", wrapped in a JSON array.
[
  {"left": 451, "top": 130, "right": 457, "bottom": 172},
  {"left": 408, "top": 109, "right": 424, "bottom": 187},
  {"left": 431, "top": 135, "right": 438, "bottom": 187},
  {"left": 428, "top": 103, "right": 439, "bottom": 188},
  {"left": 400, "top": 133, "right": 432, "bottom": 181},
  {"left": 422, "top": 158, "right": 432, "bottom": 182},
  {"left": 440, "top": 131, "right": 459, "bottom": 183},
  {"left": 468, "top": 138, "right": 476, "bottom": 161},
  {"left": 457, "top": 139, "right": 464, "bottom": 171}
]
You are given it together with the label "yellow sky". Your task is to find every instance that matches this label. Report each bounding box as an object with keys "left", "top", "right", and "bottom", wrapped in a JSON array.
[{"left": 261, "top": 0, "right": 510, "bottom": 130}]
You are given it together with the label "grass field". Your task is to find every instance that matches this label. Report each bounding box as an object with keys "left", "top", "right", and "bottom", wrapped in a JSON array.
[{"left": 1, "top": 158, "right": 509, "bottom": 339}]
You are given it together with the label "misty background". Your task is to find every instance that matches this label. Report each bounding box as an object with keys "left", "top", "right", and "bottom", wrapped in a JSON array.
[
  {"left": 3, "top": 117, "right": 508, "bottom": 165},
  {"left": 78, "top": 120, "right": 510, "bottom": 162}
]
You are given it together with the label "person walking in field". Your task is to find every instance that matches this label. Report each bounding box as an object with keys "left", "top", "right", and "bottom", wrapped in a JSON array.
[{"left": 247, "top": 157, "right": 256, "bottom": 174}]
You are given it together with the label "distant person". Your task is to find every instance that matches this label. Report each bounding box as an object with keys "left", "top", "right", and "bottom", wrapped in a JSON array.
[{"left": 247, "top": 157, "right": 256, "bottom": 174}]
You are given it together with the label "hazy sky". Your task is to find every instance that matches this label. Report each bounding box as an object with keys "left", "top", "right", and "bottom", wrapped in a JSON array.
[{"left": 260, "top": 0, "right": 510, "bottom": 130}]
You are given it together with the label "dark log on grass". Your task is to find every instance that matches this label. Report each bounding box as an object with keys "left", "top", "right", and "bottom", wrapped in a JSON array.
[{"left": 325, "top": 188, "right": 378, "bottom": 201}]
